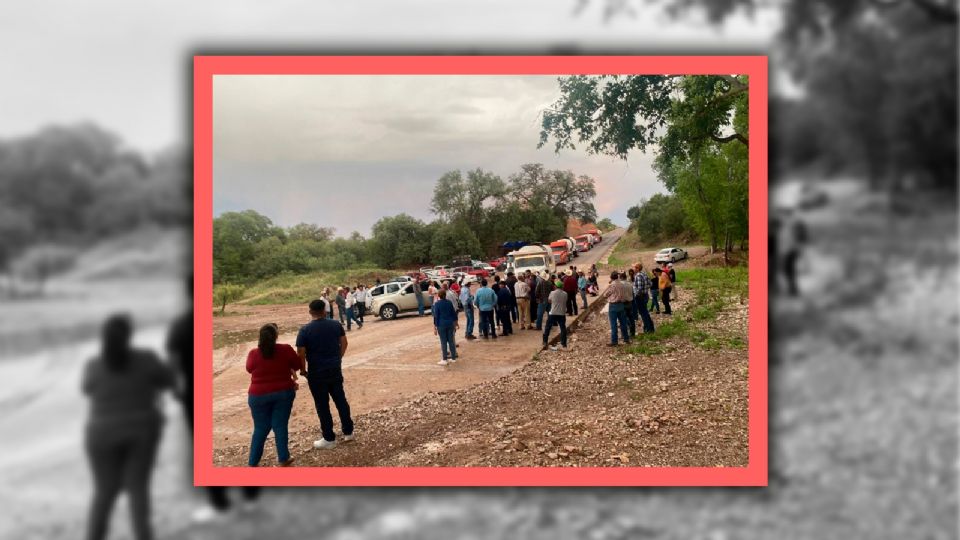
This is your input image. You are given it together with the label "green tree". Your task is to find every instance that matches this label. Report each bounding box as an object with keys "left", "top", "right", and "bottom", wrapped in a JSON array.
[
  {"left": 507, "top": 164, "right": 598, "bottom": 224},
  {"left": 430, "top": 168, "right": 506, "bottom": 232},
  {"left": 287, "top": 223, "right": 335, "bottom": 243},
  {"left": 214, "top": 283, "right": 246, "bottom": 314},
  {"left": 429, "top": 220, "right": 483, "bottom": 264},
  {"left": 596, "top": 218, "right": 617, "bottom": 232},
  {"left": 369, "top": 214, "right": 433, "bottom": 268},
  {"left": 213, "top": 210, "right": 284, "bottom": 282}
]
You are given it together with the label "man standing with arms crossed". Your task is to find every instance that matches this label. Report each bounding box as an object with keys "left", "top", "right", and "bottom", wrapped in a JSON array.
[{"left": 297, "top": 299, "right": 355, "bottom": 450}]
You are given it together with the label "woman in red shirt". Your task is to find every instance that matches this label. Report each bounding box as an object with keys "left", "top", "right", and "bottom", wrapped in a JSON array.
[{"left": 246, "top": 323, "right": 302, "bottom": 467}]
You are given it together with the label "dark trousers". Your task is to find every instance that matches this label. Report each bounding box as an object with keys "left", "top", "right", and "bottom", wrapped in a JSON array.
[
  {"left": 511, "top": 303, "right": 519, "bottom": 322},
  {"left": 535, "top": 301, "right": 550, "bottom": 330},
  {"left": 543, "top": 314, "right": 567, "bottom": 347},
  {"left": 355, "top": 302, "right": 365, "bottom": 323},
  {"left": 636, "top": 293, "right": 655, "bottom": 333},
  {"left": 247, "top": 389, "right": 295, "bottom": 466},
  {"left": 498, "top": 307, "right": 514, "bottom": 335},
  {"left": 626, "top": 297, "right": 637, "bottom": 338},
  {"left": 650, "top": 290, "right": 660, "bottom": 313},
  {"left": 307, "top": 367, "right": 354, "bottom": 442},
  {"left": 662, "top": 287, "right": 672, "bottom": 314},
  {"left": 85, "top": 424, "right": 160, "bottom": 540},
  {"left": 565, "top": 292, "right": 578, "bottom": 316},
  {"left": 479, "top": 309, "right": 497, "bottom": 338},
  {"left": 337, "top": 305, "right": 346, "bottom": 324}
]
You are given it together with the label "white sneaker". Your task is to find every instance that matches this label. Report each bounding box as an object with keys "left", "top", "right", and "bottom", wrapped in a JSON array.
[
  {"left": 313, "top": 438, "right": 337, "bottom": 450},
  {"left": 437, "top": 359, "right": 449, "bottom": 366},
  {"left": 342, "top": 433, "right": 355, "bottom": 442},
  {"left": 190, "top": 504, "right": 222, "bottom": 524},
  {"left": 449, "top": 357, "right": 458, "bottom": 363},
  {"left": 550, "top": 345, "right": 558, "bottom": 351}
]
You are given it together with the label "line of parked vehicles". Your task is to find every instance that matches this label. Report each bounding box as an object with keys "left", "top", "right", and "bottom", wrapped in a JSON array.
[{"left": 365, "top": 229, "right": 605, "bottom": 320}]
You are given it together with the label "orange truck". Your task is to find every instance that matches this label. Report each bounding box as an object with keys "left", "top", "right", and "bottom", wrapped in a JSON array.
[{"left": 549, "top": 240, "right": 571, "bottom": 265}]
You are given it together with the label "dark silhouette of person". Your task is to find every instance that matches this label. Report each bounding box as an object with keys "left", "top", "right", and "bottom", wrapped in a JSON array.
[
  {"left": 166, "top": 276, "right": 260, "bottom": 522},
  {"left": 83, "top": 313, "right": 173, "bottom": 540}
]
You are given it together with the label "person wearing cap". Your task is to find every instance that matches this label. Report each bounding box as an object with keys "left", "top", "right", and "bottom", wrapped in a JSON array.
[
  {"left": 562, "top": 269, "right": 579, "bottom": 316},
  {"left": 534, "top": 270, "right": 554, "bottom": 331},
  {"left": 514, "top": 274, "right": 531, "bottom": 330},
  {"left": 297, "top": 299, "right": 354, "bottom": 450},
  {"left": 246, "top": 322, "right": 300, "bottom": 467},
  {"left": 666, "top": 262, "right": 677, "bottom": 284},
  {"left": 542, "top": 283, "right": 569, "bottom": 351},
  {"left": 432, "top": 289, "right": 460, "bottom": 365},
  {"left": 603, "top": 271, "right": 631, "bottom": 346},
  {"left": 632, "top": 263, "right": 655, "bottom": 333}
]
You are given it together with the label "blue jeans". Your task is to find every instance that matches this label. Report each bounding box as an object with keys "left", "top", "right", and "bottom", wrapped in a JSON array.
[
  {"left": 416, "top": 294, "right": 425, "bottom": 316},
  {"left": 345, "top": 306, "right": 362, "bottom": 330},
  {"left": 248, "top": 389, "right": 295, "bottom": 466},
  {"left": 543, "top": 314, "right": 567, "bottom": 347},
  {"left": 437, "top": 325, "right": 457, "bottom": 360},
  {"left": 580, "top": 289, "right": 588, "bottom": 310},
  {"left": 464, "top": 306, "right": 475, "bottom": 336},
  {"left": 636, "top": 293, "right": 655, "bottom": 333},
  {"left": 607, "top": 302, "right": 631, "bottom": 345},
  {"left": 535, "top": 301, "right": 550, "bottom": 330},
  {"left": 479, "top": 309, "right": 497, "bottom": 338},
  {"left": 650, "top": 290, "right": 660, "bottom": 313},
  {"left": 627, "top": 296, "right": 638, "bottom": 338},
  {"left": 337, "top": 305, "right": 346, "bottom": 324}
]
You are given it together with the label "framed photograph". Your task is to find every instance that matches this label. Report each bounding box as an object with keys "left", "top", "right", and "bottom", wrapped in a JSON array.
[{"left": 194, "top": 55, "right": 768, "bottom": 486}]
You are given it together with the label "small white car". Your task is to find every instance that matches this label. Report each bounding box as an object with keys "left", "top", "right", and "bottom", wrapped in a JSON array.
[{"left": 654, "top": 247, "right": 688, "bottom": 263}]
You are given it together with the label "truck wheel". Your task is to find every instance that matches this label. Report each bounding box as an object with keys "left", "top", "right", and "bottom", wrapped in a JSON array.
[{"left": 380, "top": 304, "right": 398, "bottom": 320}]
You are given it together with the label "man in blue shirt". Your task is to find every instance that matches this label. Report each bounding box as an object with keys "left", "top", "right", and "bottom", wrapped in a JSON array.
[
  {"left": 459, "top": 282, "right": 476, "bottom": 340},
  {"left": 474, "top": 279, "right": 498, "bottom": 339},
  {"left": 296, "top": 299, "right": 354, "bottom": 449},
  {"left": 432, "top": 290, "right": 460, "bottom": 366}
]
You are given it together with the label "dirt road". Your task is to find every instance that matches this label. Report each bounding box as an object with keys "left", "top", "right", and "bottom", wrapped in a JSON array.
[{"left": 212, "top": 230, "right": 625, "bottom": 452}]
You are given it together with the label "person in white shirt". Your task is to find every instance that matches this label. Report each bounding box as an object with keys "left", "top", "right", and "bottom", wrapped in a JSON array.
[
  {"left": 344, "top": 288, "right": 363, "bottom": 331},
  {"left": 354, "top": 284, "right": 367, "bottom": 324}
]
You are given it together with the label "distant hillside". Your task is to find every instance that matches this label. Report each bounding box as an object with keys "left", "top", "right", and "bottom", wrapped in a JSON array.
[{"left": 64, "top": 226, "right": 186, "bottom": 282}]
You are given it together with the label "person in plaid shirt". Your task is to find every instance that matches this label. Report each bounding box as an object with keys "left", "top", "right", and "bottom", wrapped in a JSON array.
[{"left": 633, "top": 263, "right": 655, "bottom": 333}]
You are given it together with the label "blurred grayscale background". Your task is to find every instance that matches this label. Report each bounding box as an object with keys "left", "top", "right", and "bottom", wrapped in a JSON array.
[{"left": 0, "top": 1, "right": 956, "bottom": 539}]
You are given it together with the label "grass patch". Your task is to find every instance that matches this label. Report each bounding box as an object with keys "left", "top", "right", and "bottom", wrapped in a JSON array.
[{"left": 241, "top": 267, "right": 394, "bottom": 305}]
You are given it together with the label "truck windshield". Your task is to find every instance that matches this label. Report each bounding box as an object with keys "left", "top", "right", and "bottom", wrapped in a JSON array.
[{"left": 515, "top": 257, "right": 545, "bottom": 268}]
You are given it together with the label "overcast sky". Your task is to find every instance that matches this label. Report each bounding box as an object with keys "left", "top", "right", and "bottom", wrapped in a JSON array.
[
  {"left": 2, "top": 0, "right": 777, "bottom": 234},
  {"left": 213, "top": 74, "right": 677, "bottom": 234}
]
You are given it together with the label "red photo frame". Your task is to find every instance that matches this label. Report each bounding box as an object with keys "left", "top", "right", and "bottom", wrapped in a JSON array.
[{"left": 193, "top": 55, "right": 768, "bottom": 486}]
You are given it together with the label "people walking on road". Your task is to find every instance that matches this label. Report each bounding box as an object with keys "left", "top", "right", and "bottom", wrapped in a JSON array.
[
  {"left": 632, "top": 263, "right": 655, "bottom": 334},
  {"left": 563, "top": 269, "right": 579, "bottom": 316},
  {"left": 297, "top": 299, "right": 354, "bottom": 450},
  {"left": 475, "top": 279, "right": 498, "bottom": 339},
  {"left": 603, "top": 272, "right": 631, "bottom": 346},
  {"left": 413, "top": 278, "right": 426, "bottom": 316},
  {"left": 84, "top": 314, "right": 173, "bottom": 540},
  {"left": 534, "top": 271, "right": 553, "bottom": 330},
  {"left": 577, "top": 271, "right": 589, "bottom": 310},
  {"left": 432, "top": 290, "right": 460, "bottom": 366},
  {"left": 654, "top": 267, "right": 672, "bottom": 315},
  {"left": 514, "top": 274, "right": 531, "bottom": 329},
  {"left": 246, "top": 323, "right": 300, "bottom": 467},
  {"left": 542, "top": 285, "right": 569, "bottom": 351},
  {"left": 496, "top": 282, "right": 514, "bottom": 336},
  {"left": 344, "top": 287, "right": 363, "bottom": 330},
  {"left": 460, "top": 281, "right": 476, "bottom": 340}
]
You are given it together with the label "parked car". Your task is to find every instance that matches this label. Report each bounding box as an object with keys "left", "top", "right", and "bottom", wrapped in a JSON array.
[
  {"left": 370, "top": 278, "right": 440, "bottom": 320},
  {"left": 386, "top": 275, "right": 414, "bottom": 283},
  {"left": 654, "top": 247, "right": 688, "bottom": 263},
  {"left": 454, "top": 265, "right": 490, "bottom": 278}
]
